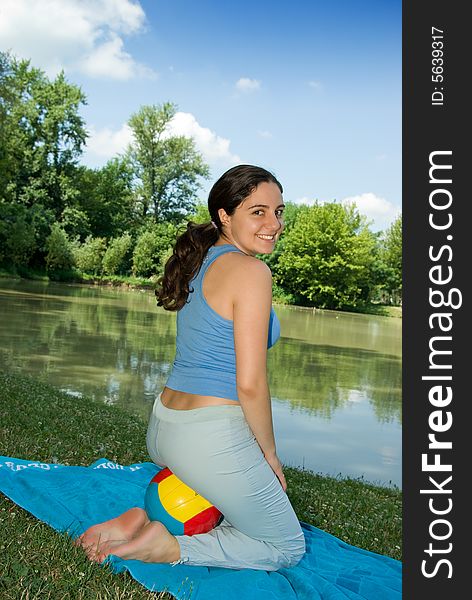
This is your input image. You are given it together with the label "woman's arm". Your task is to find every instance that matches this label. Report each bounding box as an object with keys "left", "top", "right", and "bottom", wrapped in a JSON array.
[{"left": 232, "top": 257, "right": 287, "bottom": 490}]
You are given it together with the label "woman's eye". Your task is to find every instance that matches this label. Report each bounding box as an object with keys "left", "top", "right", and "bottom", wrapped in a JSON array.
[{"left": 252, "top": 209, "right": 284, "bottom": 217}]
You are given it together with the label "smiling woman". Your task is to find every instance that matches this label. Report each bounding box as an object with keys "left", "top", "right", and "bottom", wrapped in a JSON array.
[
  {"left": 77, "top": 164, "right": 306, "bottom": 570},
  {"left": 156, "top": 164, "right": 285, "bottom": 312}
]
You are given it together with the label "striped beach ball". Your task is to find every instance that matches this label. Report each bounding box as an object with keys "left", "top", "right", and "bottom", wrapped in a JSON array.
[{"left": 144, "top": 467, "right": 224, "bottom": 535}]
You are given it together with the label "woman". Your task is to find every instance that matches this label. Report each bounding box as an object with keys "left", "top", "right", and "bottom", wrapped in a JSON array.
[{"left": 77, "top": 165, "right": 306, "bottom": 570}]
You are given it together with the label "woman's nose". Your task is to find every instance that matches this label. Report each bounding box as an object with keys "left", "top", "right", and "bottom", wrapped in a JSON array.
[{"left": 267, "top": 212, "right": 282, "bottom": 231}]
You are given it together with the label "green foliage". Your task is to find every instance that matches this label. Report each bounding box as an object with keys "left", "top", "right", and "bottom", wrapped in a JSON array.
[
  {"left": 189, "top": 201, "right": 211, "bottom": 223},
  {"left": 0, "top": 51, "right": 402, "bottom": 308},
  {"left": 102, "top": 233, "right": 133, "bottom": 275},
  {"left": 0, "top": 51, "right": 87, "bottom": 271},
  {"left": 380, "top": 214, "right": 402, "bottom": 299},
  {"left": 60, "top": 206, "right": 91, "bottom": 240},
  {"left": 7, "top": 219, "right": 36, "bottom": 266},
  {"left": 271, "top": 282, "right": 297, "bottom": 305},
  {"left": 74, "top": 157, "right": 136, "bottom": 238},
  {"left": 132, "top": 222, "right": 178, "bottom": 277},
  {"left": 0, "top": 53, "right": 15, "bottom": 200},
  {"left": 260, "top": 201, "right": 309, "bottom": 274},
  {"left": 44, "top": 223, "right": 75, "bottom": 271},
  {"left": 277, "top": 202, "right": 378, "bottom": 309},
  {"left": 0, "top": 202, "right": 54, "bottom": 268},
  {"left": 132, "top": 229, "right": 161, "bottom": 277},
  {"left": 0, "top": 205, "right": 36, "bottom": 266},
  {"left": 73, "top": 235, "right": 107, "bottom": 275},
  {"left": 28, "top": 203, "right": 56, "bottom": 260},
  {"left": 127, "top": 103, "right": 210, "bottom": 222},
  {"left": 0, "top": 52, "right": 87, "bottom": 216}
]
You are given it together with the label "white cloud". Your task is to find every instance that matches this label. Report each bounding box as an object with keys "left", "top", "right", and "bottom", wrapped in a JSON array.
[
  {"left": 235, "top": 77, "right": 261, "bottom": 92},
  {"left": 168, "top": 112, "right": 241, "bottom": 165},
  {"left": 79, "top": 33, "right": 154, "bottom": 80},
  {"left": 341, "top": 193, "right": 401, "bottom": 231},
  {"left": 308, "top": 80, "right": 323, "bottom": 90},
  {"left": 0, "top": 0, "right": 154, "bottom": 80},
  {"left": 294, "top": 193, "right": 401, "bottom": 231},
  {"left": 257, "top": 130, "right": 273, "bottom": 139},
  {"left": 85, "top": 123, "right": 134, "bottom": 158},
  {"left": 84, "top": 112, "right": 240, "bottom": 167}
]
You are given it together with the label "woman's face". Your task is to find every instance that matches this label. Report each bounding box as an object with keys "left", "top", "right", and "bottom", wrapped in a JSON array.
[{"left": 218, "top": 182, "right": 285, "bottom": 256}]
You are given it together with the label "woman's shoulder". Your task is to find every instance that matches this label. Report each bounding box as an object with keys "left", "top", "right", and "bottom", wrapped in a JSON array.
[
  {"left": 226, "top": 251, "right": 272, "bottom": 278},
  {"left": 223, "top": 253, "right": 273, "bottom": 299}
]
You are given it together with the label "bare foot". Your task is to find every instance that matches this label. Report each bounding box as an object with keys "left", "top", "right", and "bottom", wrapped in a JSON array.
[
  {"left": 93, "top": 521, "right": 181, "bottom": 564},
  {"left": 76, "top": 507, "right": 149, "bottom": 558}
]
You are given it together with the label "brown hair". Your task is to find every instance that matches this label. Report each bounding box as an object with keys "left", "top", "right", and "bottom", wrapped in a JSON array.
[{"left": 155, "top": 164, "right": 283, "bottom": 310}]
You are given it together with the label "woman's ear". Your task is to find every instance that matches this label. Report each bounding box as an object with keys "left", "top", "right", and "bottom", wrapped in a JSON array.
[{"left": 217, "top": 208, "right": 231, "bottom": 228}]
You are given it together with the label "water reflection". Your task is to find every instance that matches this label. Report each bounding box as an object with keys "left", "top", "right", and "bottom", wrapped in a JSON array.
[
  {"left": 0, "top": 280, "right": 402, "bottom": 487},
  {"left": 268, "top": 337, "right": 401, "bottom": 423}
]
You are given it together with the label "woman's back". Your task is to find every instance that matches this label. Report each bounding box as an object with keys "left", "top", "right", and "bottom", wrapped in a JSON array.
[
  {"left": 202, "top": 245, "right": 245, "bottom": 320},
  {"left": 163, "top": 244, "right": 280, "bottom": 407}
]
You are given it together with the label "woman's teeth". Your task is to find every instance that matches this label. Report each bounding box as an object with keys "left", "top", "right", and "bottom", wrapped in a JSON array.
[{"left": 256, "top": 234, "right": 275, "bottom": 240}]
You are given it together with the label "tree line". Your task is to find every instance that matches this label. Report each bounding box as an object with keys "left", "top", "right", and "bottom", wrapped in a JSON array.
[{"left": 0, "top": 51, "right": 401, "bottom": 311}]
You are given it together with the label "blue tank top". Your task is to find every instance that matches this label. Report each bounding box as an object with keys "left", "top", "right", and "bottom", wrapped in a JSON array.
[{"left": 165, "top": 244, "right": 281, "bottom": 401}]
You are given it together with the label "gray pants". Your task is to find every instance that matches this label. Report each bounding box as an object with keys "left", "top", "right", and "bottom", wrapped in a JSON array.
[{"left": 146, "top": 393, "right": 305, "bottom": 570}]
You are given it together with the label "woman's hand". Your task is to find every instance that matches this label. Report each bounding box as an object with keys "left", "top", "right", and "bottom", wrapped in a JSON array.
[{"left": 264, "top": 452, "right": 287, "bottom": 492}]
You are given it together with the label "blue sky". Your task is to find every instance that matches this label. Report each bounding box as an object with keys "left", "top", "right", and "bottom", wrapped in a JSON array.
[{"left": 2, "top": 0, "right": 401, "bottom": 230}]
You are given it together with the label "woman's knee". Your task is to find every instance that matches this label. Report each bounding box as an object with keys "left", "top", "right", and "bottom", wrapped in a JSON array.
[{"left": 278, "top": 535, "right": 306, "bottom": 568}]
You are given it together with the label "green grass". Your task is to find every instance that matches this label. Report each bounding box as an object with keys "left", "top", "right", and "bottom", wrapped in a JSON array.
[{"left": 0, "top": 372, "right": 402, "bottom": 598}]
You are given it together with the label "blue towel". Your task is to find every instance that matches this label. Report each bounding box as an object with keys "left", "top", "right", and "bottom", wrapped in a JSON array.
[{"left": 0, "top": 456, "right": 402, "bottom": 599}]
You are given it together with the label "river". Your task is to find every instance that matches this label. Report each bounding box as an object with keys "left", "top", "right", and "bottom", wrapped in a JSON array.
[{"left": 0, "top": 279, "right": 402, "bottom": 487}]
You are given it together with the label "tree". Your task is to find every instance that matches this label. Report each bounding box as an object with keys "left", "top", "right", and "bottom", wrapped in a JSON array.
[
  {"left": 1, "top": 52, "right": 87, "bottom": 270},
  {"left": 45, "top": 223, "right": 75, "bottom": 271},
  {"left": 0, "top": 202, "right": 54, "bottom": 268},
  {"left": 74, "top": 157, "right": 136, "bottom": 238},
  {"left": 127, "top": 103, "right": 210, "bottom": 222},
  {"left": 277, "top": 202, "right": 378, "bottom": 309},
  {"left": 73, "top": 236, "right": 107, "bottom": 275},
  {"left": 380, "top": 214, "right": 402, "bottom": 301},
  {"left": 0, "top": 204, "right": 36, "bottom": 267},
  {"left": 132, "top": 222, "right": 178, "bottom": 277},
  {"left": 60, "top": 206, "right": 91, "bottom": 240},
  {"left": 0, "top": 53, "right": 87, "bottom": 215},
  {"left": 102, "top": 233, "right": 133, "bottom": 275},
  {"left": 188, "top": 201, "right": 211, "bottom": 224},
  {"left": 0, "top": 52, "right": 16, "bottom": 201},
  {"left": 260, "top": 201, "right": 310, "bottom": 274}
]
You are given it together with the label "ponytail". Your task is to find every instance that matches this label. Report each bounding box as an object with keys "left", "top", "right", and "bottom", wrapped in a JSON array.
[{"left": 155, "top": 221, "right": 219, "bottom": 311}]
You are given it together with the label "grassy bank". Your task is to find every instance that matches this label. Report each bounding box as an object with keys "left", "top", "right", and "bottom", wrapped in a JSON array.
[
  {"left": 0, "top": 373, "right": 401, "bottom": 599},
  {"left": 0, "top": 266, "right": 155, "bottom": 290}
]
